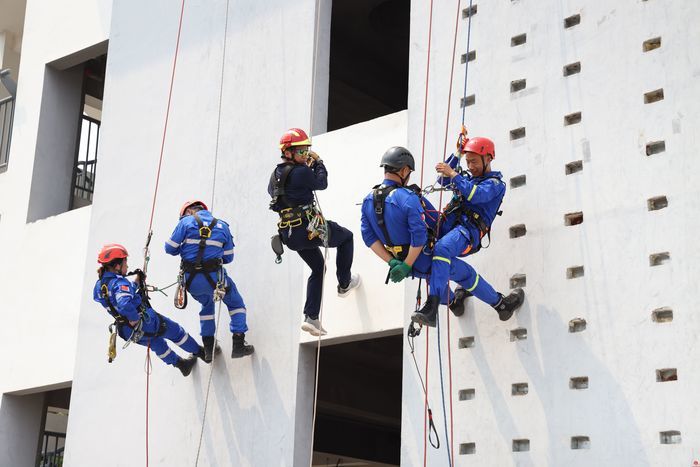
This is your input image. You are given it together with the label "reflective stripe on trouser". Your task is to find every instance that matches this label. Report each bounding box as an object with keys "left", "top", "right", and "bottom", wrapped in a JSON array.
[
  {"left": 187, "top": 271, "right": 248, "bottom": 336},
  {"left": 430, "top": 226, "right": 499, "bottom": 306},
  {"left": 140, "top": 314, "right": 200, "bottom": 365}
]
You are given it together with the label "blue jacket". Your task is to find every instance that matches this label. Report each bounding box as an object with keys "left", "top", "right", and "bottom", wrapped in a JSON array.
[
  {"left": 360, "top": 180, "right": 438, "bottom": 248},
  {"left": 164, "top": 210, "right": 234, "bottom": 264},
  {"left": 268, "top": 161, "right": 327, "bottom": 208},
  {"left": 438, "top": 154, "right": 506, "bottom": 236},
  {"left": 93, "top": 272, "right": 160, "bottom": 334}
]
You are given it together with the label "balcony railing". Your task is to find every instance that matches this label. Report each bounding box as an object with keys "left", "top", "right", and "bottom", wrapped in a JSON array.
[
  {"left": 38, "top": 431, "right": 65, "bottom": 467},
  {"left": 0, "top": 95, "right": 14, "bottom": 170},
  {"left": 70, "top": 115, "right": 100, "bottom": 209}
]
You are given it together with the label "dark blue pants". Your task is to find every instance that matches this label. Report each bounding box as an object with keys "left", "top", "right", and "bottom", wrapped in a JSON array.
[{"left": 281, "top": 220, "right": 353, "bottom": 319}]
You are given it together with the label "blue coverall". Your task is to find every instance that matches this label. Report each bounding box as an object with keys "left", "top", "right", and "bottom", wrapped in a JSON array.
[
  {"left": 268, "top": 160, "right": 354, "bottom": 320},
  {"left": 429, "top": 154, "right": 506, "bottom": 306},
  {"left": 360, "top": 179, "right": 473, "bottom": 303},
  {"left": 165, "top": 210, "right": 248, "bottom": 336},
  {"left": 93, "top": 272, "right": 200, "bottom": 365}
]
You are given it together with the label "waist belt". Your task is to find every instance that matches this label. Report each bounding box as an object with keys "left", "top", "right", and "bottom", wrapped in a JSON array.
[
  {"left": 181, "top": 258, "right": 222, "bottom": 290},
  {"left": 277, "top": 204, "right": 314, "bottom": 230}
]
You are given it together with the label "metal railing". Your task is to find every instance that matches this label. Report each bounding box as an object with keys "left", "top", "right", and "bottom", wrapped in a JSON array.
[
  {"left": 70, "top": 115, "right": 100, "bottom": 209},
  {"left": 0, "top": 95, "right": 14, "bottom": 170},
  {"left": 38, "top": 431, "right": 65, "bottom": 467}
]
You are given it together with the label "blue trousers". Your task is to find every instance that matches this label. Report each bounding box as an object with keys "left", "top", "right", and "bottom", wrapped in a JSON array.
[
  {"left": 281, "top": 220, "right": 353, "bottom": 319},
  {"left": 429, "top": 225, "right": 500, "bottom": 306},
  {"left": 120, "top": 314, "right": 200, "bottom": 366},
  {"left": 186, "top": 271, "right": 248, "bottom": 336}
]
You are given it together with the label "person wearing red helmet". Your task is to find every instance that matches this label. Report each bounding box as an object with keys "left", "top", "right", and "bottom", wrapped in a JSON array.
[
  {"left": 268, "top": 128, "right": 360, "bottom": 336},
  {"left": 93, "top": 244, "right": 203, "bottom": 376},
  {"left": 410, "top": 133, "right": 525, "bottom": 327},
  {"left": 165, "top": 200, "right": 254, "bottom": 361}
]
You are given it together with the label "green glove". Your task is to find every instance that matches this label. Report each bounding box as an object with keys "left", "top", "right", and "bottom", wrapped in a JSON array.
[
  {"left": 389, "top": 261, "right": 412, "bottom": 283},
  {"left": 388, "top": 258, "right": 402, "bottom": 269}
]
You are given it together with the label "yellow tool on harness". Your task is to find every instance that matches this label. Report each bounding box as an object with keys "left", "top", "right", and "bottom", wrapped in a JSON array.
[{"left": 108, "top": 324, "right": 118, "bottom": 363}]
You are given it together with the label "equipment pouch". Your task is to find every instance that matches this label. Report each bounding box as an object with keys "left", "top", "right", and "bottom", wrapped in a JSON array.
[{"left": 271, "top": 234, "right": 285, "bottom": 264}]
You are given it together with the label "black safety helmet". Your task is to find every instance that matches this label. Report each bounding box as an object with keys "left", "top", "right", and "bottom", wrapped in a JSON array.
[{"left": 380, "top": 146, "right": 415, "bottom": 172}]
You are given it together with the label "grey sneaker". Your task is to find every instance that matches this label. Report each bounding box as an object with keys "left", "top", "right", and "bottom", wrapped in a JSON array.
[
  {"left": 337, "top": 274, "right": 361, "bottom": 298},
  {"left": 301, "top": 316, "right": 327, "bottom": 336}
]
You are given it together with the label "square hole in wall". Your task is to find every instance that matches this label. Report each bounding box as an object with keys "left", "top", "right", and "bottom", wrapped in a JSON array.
[
  {"left": 510, "top": 328, "right": 527, "bottom": 341},
  {"left": 647, "top": 196, "right": 668, "bottom": 211},
  {"left": 510, "top": 79, "right": 526, "bottom": 93},
  {"left": 461, "top": 50, "right": 476, "bottom": 64},
  {"left": 567, "top": 266, "right": 584, "bottom": 279},
  {"left": 460, "top": 94, "right": 475, "bottom": 108},
  {"left": 571, "top": 436, "right": 590, "bottom": 449},
  {"left": 570, "top": 376, "right": 589, "bottom": 389},
  {"left": 563, "top": 61, "right": 581, "bottom": 76},
  {"left": 565, "top": 160, "right": 583, "bottom": 175},
  {"left": 459, "top": 442, "right": 476, "bottom": 455},
  {"left": 564, "top": 112, "right": 582, "bottom": 126},
  {"left": 564, "top": 14, "right": 581, "bottom": 28},
  {"left": 512, "top": 383, "right": 528, "bottom": 396},
  {"left": 462, "top": 4, "right": 477, "bottom": 18},
  {"left": 509, "top": 224, "right": 526, "bottom": 238},
  {"left": 656, "top": 368, "right": 677, "bottom": 382},
  {"left": 649, "top": 252, "right": 670, "bottom": 266},
  {"left": 459, "top": 388, "right": 475, "bottom": 401},
  {"left": 510, "top": 127, "right": 526, "bottom": 140},
  {"left": 569, "top": 318, "right": 587, "bottom": 333},
  {"left": 564, "top": 212, "right": 584, "bottom": 226},
  {"left": 643, "top": 37, "right": 661, "bottom": 52},
  {"left": 510, "top": 273, "right": 526, "bottom": 288},
  {"left": 458, "top": 336, "right": 475, "bottom": 349},
  {"left": 646, "top": 141, "right": 666, "bottom": 156},
  {"left": 644, "top": 88, "right": 664, "bottom": 104},
  {"left": 512, "top": 439, "right": 530, "bottom": 452},
  {"left": 660, "top": 430, "right": 681, "bottom": 444},
  {"left": 511, "top": 33, "right": 527, "bottom": 47},
  {"left": 510, "top": 174, "right": 526, "bottom": 188},
  {"left": 651, "top": 307, "right": 673, "bottom": 323}
]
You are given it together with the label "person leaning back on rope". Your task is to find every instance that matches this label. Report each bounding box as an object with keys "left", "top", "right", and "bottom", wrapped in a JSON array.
[
  {"left": 268, "top": 128, "right": 361, "bottom": 337},
  {"left": 165, "top": 200, "right": 254, "bottom": 361},
  {"left": 93, "top": 244, "right": 203, "bottom": 376},
  {"left": 411, "top": 133, "right": 525, "bottom": 327}
]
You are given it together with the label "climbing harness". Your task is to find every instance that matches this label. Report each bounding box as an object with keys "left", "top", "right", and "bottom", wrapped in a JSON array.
[{"left": 177, "top": 212, "right": 227, "bottom": 302}]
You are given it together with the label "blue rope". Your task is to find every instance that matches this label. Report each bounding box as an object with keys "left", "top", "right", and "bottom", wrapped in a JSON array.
[
  {"left": 436, "top": 313, "right": 453, "bottom": 466},
  {"left": 460, "top": 0, "right": 474, "bottom": 125}
]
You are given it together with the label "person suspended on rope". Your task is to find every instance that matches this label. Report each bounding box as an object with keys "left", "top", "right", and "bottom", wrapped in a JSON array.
[
  {"left": 268, "top": 128, "right": 360, "bottom": 337},
  {"left": 361, "top": 146, "right": 477, "bottom": 304},
  {"left": 411, "top": 134, "right": 525, "bottom": 327},
  {"left": 165, "top": 200, "right": 255, "bottom": 361},
  {"left": 93, "top": 244, "right": 202, "bottom": 376}
]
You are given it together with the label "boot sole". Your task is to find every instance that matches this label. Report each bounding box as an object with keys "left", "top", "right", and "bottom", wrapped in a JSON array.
[
  {"left": 338, "top": 275, "right": 362, "bottom": 298},
  {"left": 411, "top": 312, "right": 436, "bottom": 328},
  {"left": 231, "top": 348, "right": 255, "bottom": 358},
  {"left": 301, "top": 323, "right": 327, "bottom": 336}
]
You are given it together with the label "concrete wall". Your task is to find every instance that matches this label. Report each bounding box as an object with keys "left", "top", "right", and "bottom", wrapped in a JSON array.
[{"left": 403, "top": 1, "right": 700, "bottom": 465}]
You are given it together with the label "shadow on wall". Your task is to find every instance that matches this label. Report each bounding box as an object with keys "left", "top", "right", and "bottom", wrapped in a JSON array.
[{"left": 465, "top": 301, "right": 647, "bottom": 464}]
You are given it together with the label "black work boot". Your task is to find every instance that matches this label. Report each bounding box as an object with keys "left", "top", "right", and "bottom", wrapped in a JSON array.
[
  {"left": 411, "top": 295, "right": 440, "bottom": 327},
  {"left": 174, "top": 355, "right": 197, "bottom": 377},
  {"left": 202, "top": 336, "right": 216, "bottom": 363},
  {"left": 493, "top": 288, "right": 525, "bottom": 321},
  {"left": 449, "top": 287, "right": 472, "bottom": 317},
  {"left": 231, "top": 333, "right": 255, "bottom": 358}
]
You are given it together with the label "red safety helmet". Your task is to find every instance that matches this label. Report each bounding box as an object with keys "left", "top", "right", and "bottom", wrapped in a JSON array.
[
  {"left": 179, "top": 199, "right": 208, "bottom": 218},
  {"left": 98, "top": 243, "right": 129, "bottom": 264},
  {"left": 463, "top": 137, "right": 495, "bottom": 159},
  {"left": 279, "top": 128, "right": 311, "bottom": 152}
]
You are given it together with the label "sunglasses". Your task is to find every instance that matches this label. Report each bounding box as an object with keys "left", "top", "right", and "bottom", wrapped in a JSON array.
[{"left": 294, "top": 148, "right": 310, "bottom": 156}]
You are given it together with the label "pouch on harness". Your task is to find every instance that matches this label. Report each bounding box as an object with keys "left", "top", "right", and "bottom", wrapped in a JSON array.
[
  {"left": 443, "top": 176, "right": 504, "bottom": 256},
  {"left": 175, "top": 212, "right": 226, "bottom": 307}
]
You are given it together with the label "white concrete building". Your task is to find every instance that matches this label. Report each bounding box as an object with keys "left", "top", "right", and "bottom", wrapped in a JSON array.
[{"left": 0, "top": 0, "right": 698, "bottom": 466}]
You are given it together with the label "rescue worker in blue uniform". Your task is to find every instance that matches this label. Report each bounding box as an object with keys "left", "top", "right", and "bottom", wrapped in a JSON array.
[
  {"left": 269, "top": 128, "right": 360, "bottom": 336},
  {"left": 165, "top": 200, "right": 254, "bottom": 362},
  {"left": 93, "top": 244, "right": 201, "bottom": 376},
  {"left": 361, "top": 147, "right": 474, "bottom": 313},
  {"left": 411, "top": 136, "right": 525, "bottom": 327}
]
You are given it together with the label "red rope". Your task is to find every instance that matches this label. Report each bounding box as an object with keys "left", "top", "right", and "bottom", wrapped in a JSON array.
[
  {"left": 147, "top": 0, "right": 187, "bottom": 232},
  {"left": 419, "top": 1, "right": 435, "bottom": 465}
]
